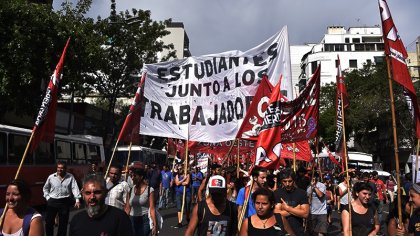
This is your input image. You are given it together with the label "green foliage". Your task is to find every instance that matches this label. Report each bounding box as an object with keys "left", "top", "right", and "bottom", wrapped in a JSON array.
[{"left": 319, "top": 62, "right": 417, "bottom": 158}]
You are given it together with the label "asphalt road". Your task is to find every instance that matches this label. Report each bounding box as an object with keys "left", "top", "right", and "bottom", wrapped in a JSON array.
[{"left": 59, "top": 202, "right": 389, "bottom": 236}]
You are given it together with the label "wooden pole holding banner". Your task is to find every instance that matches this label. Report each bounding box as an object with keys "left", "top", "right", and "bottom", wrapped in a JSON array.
[
  {"left": 340, "top": 89, "right": 352, "bottom": 236},
  {"left": 292, "top": 143, "right": 297, "bottom": 172},
  {"left": 385, "top": 56, "right": 403, "bottom": 226},
  {"left": 415, "top": 139, "right": 420, "bottom": 183},
  {"left": 124, "top": 141, "right": 133, "bottom": 181},
  {"left": 305, "top": 138, "right": 318, "bottom": 233},
  {"left": 0, "top": 132, "right": 35, "bottom": 227},
  {"left": 104, "top": 140, "right": 120, "bottom": 179},
  {"left": 221, "top": 138, "right": 238, "bottom": 166},
  {"left": 238, "top": 179, "right": 254, "bottom": 231},
  {"left": 180, "top": 139, "right": 189, "bottom": 223},
  {"left": 237, "top": 139, "right": 240, "bottom": 178}
]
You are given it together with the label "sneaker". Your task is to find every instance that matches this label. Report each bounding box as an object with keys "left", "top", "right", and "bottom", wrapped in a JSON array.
[{"left": 173, "top": 223, "right": 182, "bottom": 228}]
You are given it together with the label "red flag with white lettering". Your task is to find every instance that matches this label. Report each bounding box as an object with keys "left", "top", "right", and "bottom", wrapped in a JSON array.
[
  {"left": 117, "top": 74, "right": 146, "bottom": 144},
  {"left": 379, "top": 0, "right": 420, "bottom": 138},
  {"left": 335, "top": 55, "right": 348, "bottom": 151},
  {"left": 30, "top": 38, "right": 70, "bottom": 152}
]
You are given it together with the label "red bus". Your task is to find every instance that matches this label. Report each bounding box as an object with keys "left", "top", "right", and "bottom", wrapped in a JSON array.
[{"left": 0, "top": 124, "right": 105, "bottom": 207}]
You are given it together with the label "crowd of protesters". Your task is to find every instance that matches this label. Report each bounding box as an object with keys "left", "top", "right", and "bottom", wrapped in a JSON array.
[{"left": 3, "top": 159, "right": 420, "bottom": 236}]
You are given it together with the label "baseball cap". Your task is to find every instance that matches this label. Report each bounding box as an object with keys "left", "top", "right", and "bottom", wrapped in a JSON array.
[{"left": 207, "top": 175, "right": 226, "bottom": 194}]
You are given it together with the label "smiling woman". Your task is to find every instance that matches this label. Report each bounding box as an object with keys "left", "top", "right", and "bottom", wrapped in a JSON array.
[{"left": 0, "top": 179, "right": 44, "bottom": 236}]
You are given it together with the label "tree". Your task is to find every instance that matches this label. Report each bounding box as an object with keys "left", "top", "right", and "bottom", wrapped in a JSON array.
[
  {"left": 0, "top": 0, "right": 62, "bottom": 120},
  {"left": 319, "top": 62, "right": 418, "bottom": 163}
]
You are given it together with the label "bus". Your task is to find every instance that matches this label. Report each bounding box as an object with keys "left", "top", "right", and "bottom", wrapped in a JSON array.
[
  {"left": 319, "top": 151, "right": 373, "bottom": 170},
  {"left": 115, "top": 145, "right": 168, "bottom": 167},
  {"left": 0, "top": 124, "right": 105, "bottom": 207}
]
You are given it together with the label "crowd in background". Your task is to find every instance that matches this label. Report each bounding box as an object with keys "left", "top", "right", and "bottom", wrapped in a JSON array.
[{"left": 2, "top": 159, "right": 420, "bottom": 236}]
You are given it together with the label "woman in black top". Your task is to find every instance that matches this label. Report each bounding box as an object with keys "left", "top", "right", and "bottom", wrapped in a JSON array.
[
  {"left": 239, "top": 188, "right": 295, "bottom": 236},
  {"left": 341, "top": 181, "right": 380, "bottom": 236}
]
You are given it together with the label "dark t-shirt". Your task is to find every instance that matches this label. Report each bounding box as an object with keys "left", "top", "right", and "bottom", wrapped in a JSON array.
[
  {"left": 408, "top": 212, "right": 420, "bottom": 235},
  {"left": 148, "top": 169, "right": 162, "bottom": 189},
  {"left": 197, "top": 200, "right": 238, "bottom": 236},
  {"left": 343, "top": 203, "right": 377, "bottom": 236},
  {"left": 274, "top": 187, "right": 308, "bottom": 235},
  {"left": 69, "top": 205, "right": 133, "bottom": 236}
]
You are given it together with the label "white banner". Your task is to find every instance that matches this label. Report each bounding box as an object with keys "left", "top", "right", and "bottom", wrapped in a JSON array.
[{"left": 140, "top": 26, "right": 292, "bottom": 142}]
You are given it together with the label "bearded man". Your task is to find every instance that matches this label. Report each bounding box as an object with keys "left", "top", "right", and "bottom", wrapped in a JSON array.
[{"left": 69, "top": 174, "right": 133, "bottom": 236}]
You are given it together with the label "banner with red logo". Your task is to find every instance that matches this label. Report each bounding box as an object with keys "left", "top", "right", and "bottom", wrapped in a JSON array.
[{"left": 252, "top": 65, "right": 320, "bottom": 169}]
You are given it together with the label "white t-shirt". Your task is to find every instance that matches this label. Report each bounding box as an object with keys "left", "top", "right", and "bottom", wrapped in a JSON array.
[{"left": 338, "top": 182, "right": 351, "bottom": 205}]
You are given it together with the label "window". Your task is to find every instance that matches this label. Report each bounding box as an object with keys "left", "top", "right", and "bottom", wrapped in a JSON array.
[
  {"left": 324, "top": 44, "right": 333, "bottom": 52},
  {"left": 8, "top": 134, "right": 32, "bottom": 164},
  {"left": 353, "top": 38, "right": 360, "bottom": 43},
  {"left": 335, "top": 60, "right": 339, "bottom": 68},
  {"left": 345, "top": 38, "right": 350, "bottom": 43},
  {"left": 365, "top": 44, "right": 375, "bottom": 51},
  {"left": 311, "top": 61, "right": 318, "bottom": 74},
  {"left": 56, "top": 140, "right": 71, "bottom": 161},
  {"left": 374, "top": 56, "right": 385, "bottom": 64},
  {"left": 349, "top": 59, "right": 358, "bottom": 68},
  {"left": 335, "top": 44, "right": 344, "bottom": 51},
  {"left": 355, "top": 44, "right": 365, "bottom": 51},
  {"left": 0, "top": 132, "right": 6, "bottom": 164},
  {"left": 377, "top": 43, "right": 385, "bottom": 51},
  {"left": 87, "top": 145, "right": 100, "bottom": 162},
  {"left": 346, "top": 45, "right": 352, "bottom": 51},
  {"left": 35, "top": 141, "right": 54, "bottom": 164},
  {"left": 73, "top": 143, "right": 87, "bottom": 164}
]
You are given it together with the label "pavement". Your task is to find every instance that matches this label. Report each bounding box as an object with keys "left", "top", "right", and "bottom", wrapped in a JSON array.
[{"left": 56, "top": 202, "right": 389, "bottom": 236}]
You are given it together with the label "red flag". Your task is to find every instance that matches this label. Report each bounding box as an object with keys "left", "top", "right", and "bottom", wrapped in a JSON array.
[
  {"left": 322, "top": 142, "right": 342, "bottom": 169},
  {"left": 30, "top": 38, "right": 70, "bottom": 152},
  {"left": 167, "top": 138, "right": 177, "bottom": 157},
  {"left": 335, "top": 55, "right": 348, "bottom": 150},
  {"left": 280, "top": 141, "right": 312, "bottom": 162},
  {"left": 117, "top": 73, "right": 146, "bottom": 143},
  {"left": 379, "top": 0, "right": 420, "bottom": 138},
  {"left": 236, "top": 75, "right": 274, "bottom": 140},
  {"left": 252, "top": 66, "right": 321, "bottom": 169}
]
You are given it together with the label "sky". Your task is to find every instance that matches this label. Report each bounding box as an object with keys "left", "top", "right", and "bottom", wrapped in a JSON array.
[{"left": 53, "top": 0, "right": 420, "bottom": 56}]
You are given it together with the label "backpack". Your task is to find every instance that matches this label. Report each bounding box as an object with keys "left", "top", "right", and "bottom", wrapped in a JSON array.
[{"left": 0, "top": 207, "right": 35, "bottom": 236}]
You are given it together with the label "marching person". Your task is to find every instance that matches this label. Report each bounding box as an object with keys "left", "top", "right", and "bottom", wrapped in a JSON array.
[
  {"left": 341, "top": 181, "right": 380, "bottom": 236},
  {"left": 185, "top": 175, "right": 238, "bottom": 236},
  {"left": 1, "top": 179, "right": 44, "bottom": 236},
  {"left": 105, "top": 164, "right": 130, "bottom": 210},
  {"left": 408, "top": 183, "right": 420, "bottom": 235},
  {"left": 125, "top": 168, "right": 157, "bottom": 236},
  {"left": 197, "top": 163, "right": 222, "bottom": 202},
  {"left": 239, "top": 187, "right": 295, "bottom": 236},
  {"left": 159, "top": 164, "right": 172, "bottom": 209},
  {"left": 69, "top": 174, "right": 133, "bottom": 236},
  {"left": 274, "top": 168, "right": 309, "bottom": 236},
  {"left": 307, "top": 173, "right": 328, "bottom": 236},
  {"left": 173, "top": 164, "right": 191, "bottom": 228},
  {"left": 43, "top": 161, "right": 81, "bottom": 236},
  {"left": 236, "top": 167, "right": 268, "bottom": 219}
]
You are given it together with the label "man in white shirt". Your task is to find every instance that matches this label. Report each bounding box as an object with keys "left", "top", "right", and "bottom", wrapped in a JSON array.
[
  {"left": 105, "top": 164, "right": 130, "bottom": 210},
  {"left": 43, "top": 161, "right": 81, "bottom": 236}
]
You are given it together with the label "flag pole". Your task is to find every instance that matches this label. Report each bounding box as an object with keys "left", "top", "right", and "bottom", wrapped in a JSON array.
[
  {"left": 339, "top": 89, "right": 352, "bottom": 236},
  {"left": 180, "top": 139, "right": 189, "bottom": 223},
  {"left": 221, "top": 138, "right": 238, "bottom": 166},
  {"left": 124, "top": 141, "right": 133, "bottom": 181},
  {"left": 292, "top": 142, "right": 297, "bottom": 172},
  {"left": 385, "top": 56, "right": 403, "bottom": 225},
  {"left": 104, "top": 140, "right": 120, "bottom": 178},
  {"left": 415, "top": 139, "right": 420, "bottom": 183},
  {"left": 237, "top": 139, "right": 240, "bottom": 178},
  {"left": 238, "top": 179, "right": 254, "bottom": 231}
]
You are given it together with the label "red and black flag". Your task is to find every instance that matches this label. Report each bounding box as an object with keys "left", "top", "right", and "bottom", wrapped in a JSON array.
[
  {"left": 379, "top": 0, "right": 420, "bottom": 138},
  {"left": 252, "top": 65, "right": 321, "bottom": 169},
  {"left": 335, "top": 55, "right": 348, "bottom": 153},
  {"left": 30, "top": 38, "right": 70, "bottom": 152}
]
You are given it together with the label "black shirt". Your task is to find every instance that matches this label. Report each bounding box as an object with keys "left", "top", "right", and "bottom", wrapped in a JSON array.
[
  {"left": 343, "top": 203, "right": 377, "bottom": 236},
  {"left": 409, "top": 211, "right": 420, "bottom": 235},
  {"left": 69, "top": 205, "right": 133, "bottom": 236},
  {"left": 274, "top": 187, "right": 308, "bottom": 235},
  {"left": 197, "top": 200, "right": 237, "bottom": 236}
]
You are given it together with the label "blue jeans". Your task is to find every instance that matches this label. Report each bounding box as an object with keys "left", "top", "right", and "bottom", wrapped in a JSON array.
[
  {"left": 130, "top": 215, "right": 150, "bottom": 236},
  {"left": 159, "top": 188, "right": 170, "bottom": 209}
]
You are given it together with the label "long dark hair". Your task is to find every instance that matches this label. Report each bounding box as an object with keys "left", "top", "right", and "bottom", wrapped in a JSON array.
[{"left": 7, "top": 179, "right": 31, "bottom": 204}]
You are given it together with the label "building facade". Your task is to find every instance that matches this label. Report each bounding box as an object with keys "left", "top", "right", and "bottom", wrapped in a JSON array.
[
  {"left": 158, "top": 22, "right": 191, "bottom": 60},
  {"left": 298, "top": 26, "right": 385, "bottom": 90}
]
